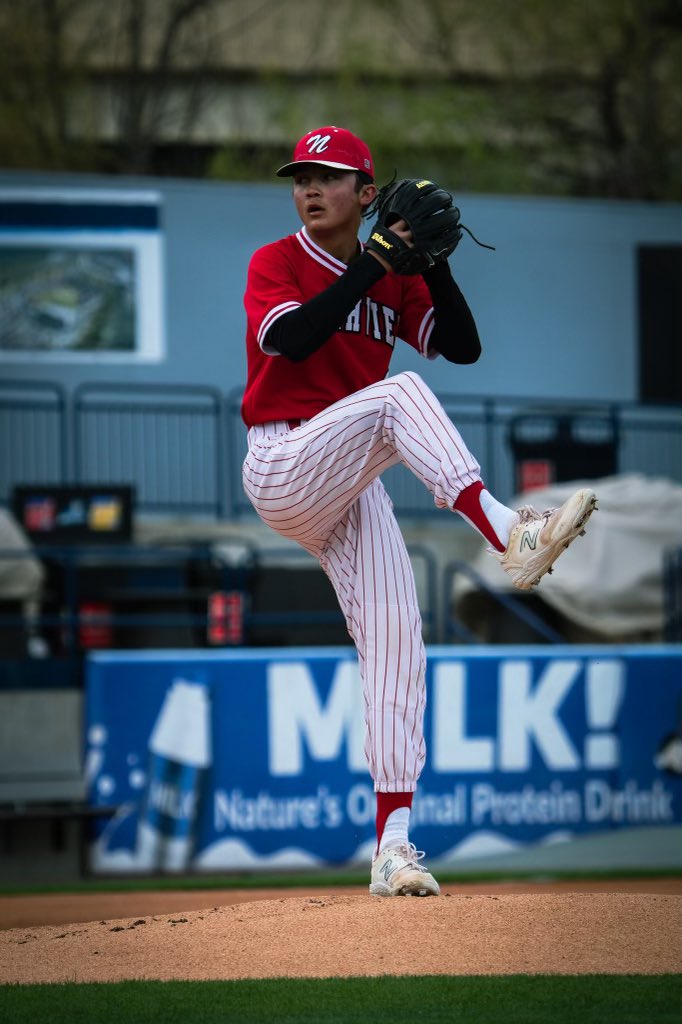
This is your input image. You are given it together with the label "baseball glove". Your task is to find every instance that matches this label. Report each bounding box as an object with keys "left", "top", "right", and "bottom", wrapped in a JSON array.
[{"left": 365, "top": 177, "right": 463, "bottom": 275}]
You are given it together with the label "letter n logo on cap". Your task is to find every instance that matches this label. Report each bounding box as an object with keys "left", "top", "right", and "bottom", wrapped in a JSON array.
[{"left": 307, "top": 134, "right": 331, "bottom": 154}]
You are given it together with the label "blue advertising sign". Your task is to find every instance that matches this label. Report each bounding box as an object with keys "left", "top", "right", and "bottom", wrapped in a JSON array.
[{"left": 84, "top": 646, "right": 682, "bottom": 874}]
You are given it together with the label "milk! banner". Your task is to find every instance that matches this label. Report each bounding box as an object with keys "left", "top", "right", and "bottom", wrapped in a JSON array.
[{"left": 84, "top": 646, "right": 682, "bottom": 874}]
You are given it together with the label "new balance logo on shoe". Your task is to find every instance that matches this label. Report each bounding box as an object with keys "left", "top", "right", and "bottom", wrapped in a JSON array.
[
  {"left": 519, "top": 528, "right": 539, "bottom": 551},
  {"left": 369, "top": 843, "right": 441, "bottom": 897},
  {"left": 492, "top": 488, "right": 597, "bottom": 591},
  {"left": 380, "top": 859, "right": 397, "bottom": 882}
]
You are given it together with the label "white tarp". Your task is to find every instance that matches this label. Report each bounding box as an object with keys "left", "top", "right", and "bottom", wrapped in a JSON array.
[
  {"left": 0, "top": 509, "right": 44, "bottom": 601},
  {"left": 455, "top": 473, "right": 682, "bottom": 638}
]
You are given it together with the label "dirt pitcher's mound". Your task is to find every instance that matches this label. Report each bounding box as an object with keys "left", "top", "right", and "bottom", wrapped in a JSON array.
[{"left": 1, "top": 893, "right": 680, "bottom": 983}]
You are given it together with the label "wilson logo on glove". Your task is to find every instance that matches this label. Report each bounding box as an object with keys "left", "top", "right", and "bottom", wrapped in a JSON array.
[{"left": 370, "top": 232, "right": 394, "bottom": 251}]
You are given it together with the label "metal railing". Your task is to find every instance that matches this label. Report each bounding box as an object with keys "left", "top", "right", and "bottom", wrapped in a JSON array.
[
  {"left": 227, "top": 388, "right": 682, "bottom": 517},
  {"left": 441, "top": 559, "right": 566, "bottom": 645},
  {"left": 664, "top": 546, "right": 682, "bottom": 643},
  {"left": 73, "top": 383, "right": 227, "bottom": 517},
  {"left": 0, "top": 540, "right": 438, "bottom": 669},
  {"left": 1, "top": 381, "right": 681, "bottom": 519},
  {"left": 0, "top": 379, "right": 67, "bottom": 500}
]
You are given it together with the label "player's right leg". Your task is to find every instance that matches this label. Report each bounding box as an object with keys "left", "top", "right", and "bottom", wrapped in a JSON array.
[
  {"left": 242, "top": 369, "right": 482, "bottom": 555},
  {"left": 242, "top": 371, "right": 595, "bottom": 587}
]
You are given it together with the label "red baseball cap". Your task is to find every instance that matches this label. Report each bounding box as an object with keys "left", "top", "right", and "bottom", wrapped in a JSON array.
[{"left": 276, "top": 126, "right": 374, "bottom": 180}]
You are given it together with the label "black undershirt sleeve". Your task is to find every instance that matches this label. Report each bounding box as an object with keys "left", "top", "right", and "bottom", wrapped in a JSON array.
[
  {"left": 422, "top": 261, "right": 482, "bottom": 364},
  {"left": 265, "top": 250, "right": 481, "bottom": 365},
  {"left": 265, "top": 251, "right": 386, "bottom": 363}
]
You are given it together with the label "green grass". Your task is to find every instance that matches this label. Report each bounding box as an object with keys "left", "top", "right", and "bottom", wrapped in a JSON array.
[
  {"left": 2, "top": 866, "right": 680, "bottom": 897},
  {"left": 1, "top": 975, "right": 681, "bottom": 1023}
]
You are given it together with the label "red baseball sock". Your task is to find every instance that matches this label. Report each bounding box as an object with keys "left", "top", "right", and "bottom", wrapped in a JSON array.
[
  {"left": 454, "top": 480, "right": 509, "bottom": 552},
  {"left": 376, "top": 791, "right": 413, "bottom": 850}
]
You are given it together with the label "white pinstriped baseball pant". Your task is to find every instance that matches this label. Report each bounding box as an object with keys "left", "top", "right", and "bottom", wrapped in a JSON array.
[{"left": 242, "top": 371, "right": 482, "bottom": 792}]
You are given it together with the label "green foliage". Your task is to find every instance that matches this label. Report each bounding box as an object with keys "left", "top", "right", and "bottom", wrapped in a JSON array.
[
  {"left": 1, "top": 0, "right": 680, "bottom": 199},
  {"left": 350, "top": 0, "right": 682, "bottom": 200}
]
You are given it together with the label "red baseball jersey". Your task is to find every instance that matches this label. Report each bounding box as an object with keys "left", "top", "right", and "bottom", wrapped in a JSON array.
[{"left": 241, "top": 227, "right": 437, "bottom": 426}]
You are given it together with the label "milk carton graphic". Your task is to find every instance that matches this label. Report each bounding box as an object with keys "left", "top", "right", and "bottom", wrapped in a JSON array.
[{"left": 136, "top": 678, "right": 212, "bottom": 872}]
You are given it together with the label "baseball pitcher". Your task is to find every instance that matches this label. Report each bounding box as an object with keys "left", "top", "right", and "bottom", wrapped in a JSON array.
[{"left": 242, "top": 126, "right": 596, "bottom": 896}]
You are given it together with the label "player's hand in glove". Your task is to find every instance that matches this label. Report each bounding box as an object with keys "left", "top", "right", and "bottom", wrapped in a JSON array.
[{"left": 365, "top": 177, "right": 463, "bottom": 275}]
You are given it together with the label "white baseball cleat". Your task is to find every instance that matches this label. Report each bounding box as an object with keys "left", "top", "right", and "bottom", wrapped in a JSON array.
[
  {"left": 369, "top": 842, "right": 440, "bottom": 897},
  {"left": 493, "top": 487, "right": 597, "bottom": 591}
]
